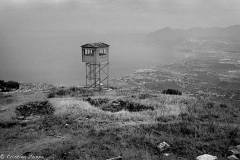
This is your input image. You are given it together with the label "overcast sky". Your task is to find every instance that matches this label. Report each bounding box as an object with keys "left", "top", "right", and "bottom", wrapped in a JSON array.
[{"left": 0, "top": 0, "right": 240, "bottom": 34}]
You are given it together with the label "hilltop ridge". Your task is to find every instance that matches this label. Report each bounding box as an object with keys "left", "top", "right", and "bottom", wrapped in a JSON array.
[{"left": 0, "top": 85, "right": 239, "bottom": 160}]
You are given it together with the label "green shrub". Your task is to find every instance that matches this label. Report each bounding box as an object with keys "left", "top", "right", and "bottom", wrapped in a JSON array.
[
  {"left": 0, "top": 79, "right": 19, "bottom": 92},
  {"left": 85, "top": 98, "right": 154, "bottom": 112},
  {"left": 47, "top": 87, "right": 93, "bottom": 98},
  {"left": 162, "top": 89, "right": 182, "bottom": 95},
  {"left": 15, "top": 101, "right": 55, "bottom": 117}
]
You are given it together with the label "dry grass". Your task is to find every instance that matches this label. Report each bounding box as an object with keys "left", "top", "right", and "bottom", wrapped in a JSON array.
[
  {"left": 50, "top": 98, "right": 105, "bottom": 116},
  {"left": 0, "top": 87, "right": 239, "bottom": 160}
]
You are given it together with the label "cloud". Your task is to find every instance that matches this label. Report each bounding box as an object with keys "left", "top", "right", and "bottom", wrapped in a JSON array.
[
  {"left": 2, "top": 0, "right": 239, "bottom": 15},
  {"left": 0, "top": 0, "right": 240, "bottom": 31}
]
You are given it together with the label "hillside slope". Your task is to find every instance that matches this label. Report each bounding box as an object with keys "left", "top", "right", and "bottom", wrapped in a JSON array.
[{"left": 0, "top": 87, "right": 239, "bottom": 160}]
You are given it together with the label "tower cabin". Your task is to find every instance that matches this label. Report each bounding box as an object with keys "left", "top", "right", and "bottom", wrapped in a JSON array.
[
  {"left": 81, "top": 42, "right": 110, "bottom": 90},
  {"left": 81, "top": 42, "right": 110, "bottom": 63}
]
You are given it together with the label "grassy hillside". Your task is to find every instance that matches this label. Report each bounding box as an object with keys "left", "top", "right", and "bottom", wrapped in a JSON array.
[{"left": 0, "top": 87, "right": 239, "bottom": 160}]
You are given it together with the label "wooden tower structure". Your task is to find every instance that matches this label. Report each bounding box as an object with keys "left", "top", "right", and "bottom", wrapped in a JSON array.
[{"left": 81, "top": 42, "right": 110, "bottom": 90}]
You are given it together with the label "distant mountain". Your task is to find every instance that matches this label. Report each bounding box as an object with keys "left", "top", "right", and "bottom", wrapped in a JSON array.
[
  {"left": 145, "top": 27, "right": 184, "bottom": 44},
  {"left": 146, "top": 25, "right": 240, "bottom": 44}
]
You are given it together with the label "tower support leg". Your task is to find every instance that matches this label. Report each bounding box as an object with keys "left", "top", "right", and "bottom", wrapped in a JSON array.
[
  {"left": 85, "top": 62, "right": 109, "bottom": 91},
  {"left": 107, "top": 62, "right": 109, "bottom": 89},
  {"left": 99, "top": 63, "right": 101, "bottom": 91}
]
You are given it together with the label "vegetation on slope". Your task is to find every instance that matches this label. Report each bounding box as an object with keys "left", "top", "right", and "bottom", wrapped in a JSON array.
[{"left": 0, "top": 87, "right": 239, "bottom": 160}]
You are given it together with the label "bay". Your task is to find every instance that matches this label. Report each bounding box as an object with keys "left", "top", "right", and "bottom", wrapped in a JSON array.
[{"left": 0, "top": 31, "right": 184, "bottom": 86}]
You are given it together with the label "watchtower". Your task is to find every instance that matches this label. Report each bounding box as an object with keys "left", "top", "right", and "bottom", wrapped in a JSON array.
[{"left": 81, "top": 42, "right": 110, "bottom": 90}]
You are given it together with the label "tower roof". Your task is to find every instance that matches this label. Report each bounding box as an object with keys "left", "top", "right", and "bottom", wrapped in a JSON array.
[{"left": 81, "top": 42, "right": 109, "bottom": 48}]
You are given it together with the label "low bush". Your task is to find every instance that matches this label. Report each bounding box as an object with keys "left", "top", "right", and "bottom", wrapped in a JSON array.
[
  {"left": 138, "top": 93, "right": 157, "bottom": 99},
  {"left": 47, "top": 87, "right": 93, "bottom": 98},
  {"left": 84, "top": 97, "right": 154, "bottom": 112},
  {"left": 162, "top": 89, "right": 182, "bottom": 95},
  {"left": 0, "top": 79, "right": 19, "bottom": 92},
  {"left": 15, "top": 101, "right": 55, "bottom": 117},
  {"left": 101, "top": 99, "right": 154, "bottom": 112},
  {"left": 83, "top": 97, "right": 110, "bottom": 106}
]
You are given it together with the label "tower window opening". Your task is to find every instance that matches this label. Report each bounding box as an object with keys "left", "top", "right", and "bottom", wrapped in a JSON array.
[
  {"left": 99, "top": 49, "right": 106, "bottom": 56},
  {"left": 84, "top": 49, "right": 94, "bottom": 56}
]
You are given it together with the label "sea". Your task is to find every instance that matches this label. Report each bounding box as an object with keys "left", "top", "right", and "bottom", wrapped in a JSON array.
[{"left": 0, "top": 31, "right": 184, "bottom": 86}]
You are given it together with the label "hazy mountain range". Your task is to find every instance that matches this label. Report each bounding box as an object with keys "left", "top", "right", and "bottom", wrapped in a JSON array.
[{"left": 146, "top": 25, "right": 240, "bottom": 44}]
